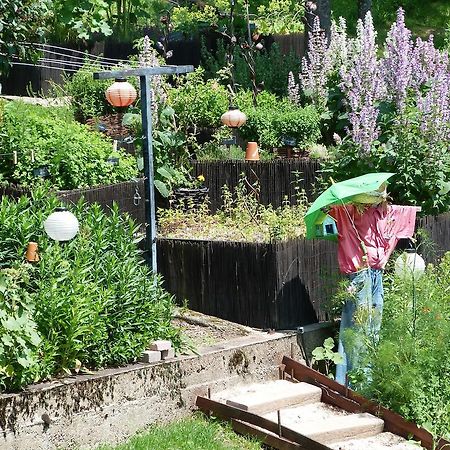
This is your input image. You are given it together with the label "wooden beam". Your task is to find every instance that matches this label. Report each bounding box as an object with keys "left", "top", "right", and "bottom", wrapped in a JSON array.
[
  {"left": 232, "top": 419, "right": 303, "bottom": 450},
  {"left": 93, "top": 65, "right": 194, "bottom": 79},
  {"left": 282, "top": 356, "right": 450, "bottom": 450},
  {"left": 196, "top": 396, "right": 333, "bottom": 450}
]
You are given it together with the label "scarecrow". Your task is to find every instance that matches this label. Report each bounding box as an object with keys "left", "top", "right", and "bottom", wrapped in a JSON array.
[{"left": 305, "top": 173, "right": 419, "bottom": 385}]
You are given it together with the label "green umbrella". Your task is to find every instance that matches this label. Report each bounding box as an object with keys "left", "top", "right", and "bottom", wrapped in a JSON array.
[{"left": 305, "top": 172, "right": 396, "bottom": 240}]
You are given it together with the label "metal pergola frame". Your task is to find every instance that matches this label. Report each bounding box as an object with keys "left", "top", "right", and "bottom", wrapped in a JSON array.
[{"left": 93, "top": 65, "right": 194, "bottom": 272}]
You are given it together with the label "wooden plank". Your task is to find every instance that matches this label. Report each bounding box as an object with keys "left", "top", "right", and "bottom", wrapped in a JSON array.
[
  {"left": 232, "top": 419, "right": 303, "bottom": 450},
  {"left": 196, "top": 396, "right": 333, "bottom": 450},
  {"left": 282, "top": 356, "right": 450, "bottom": 450}
]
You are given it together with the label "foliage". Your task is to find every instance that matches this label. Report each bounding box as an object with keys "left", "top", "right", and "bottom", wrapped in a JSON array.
[
  {"left": 321, "top": 108, "right": 450, "bottom": 215},
  {"left": 0, "top": 188, "right": 180, "bottom": 391},
  {"left": 122, "top": 106, "right": 192, "bottom": 198},
  {"left": 158, "top": 177, "right": 307, "bottom": 243},
  {"left": 0, "top": 0, "right": 50, "bottom": 76},
  {"left": 49, "top": 0, "right": 153, "bottom": 41},
  {"left": 169, "top": 68, "right": 229, "bottom": 130},
  {"left": 0, "top": 266, "right": 41, "bottom": 391},
  {"left": 201, "top": 39, "right": 301, "bottom": 97},
  {"left": 332, "top": 0, "right": 449, "bottom": 47},
  {"left": 239, "top": 101, "right": 321, "bottom": 150},
  {"left": 57, "top": 68, "right": 116, "bottom": 122},
  {"left": 53, "top": 65, "right": 140, "bottom": 122},
  {"left": 311, "top": 337, "right": 343, "bottom": 379},
  {"left": 300, "top": 10, "right": 450, "bottom": 214},
  {"left": 170, "top": 0, "right": 304, "bottom": 36},
  {"left": 99, "top": 415, "right": 262, "bottom": 450},
  {"left": 0, "top": 101, "right": 137, "bottom": 190},
  {"left": 343, "top": 253, "right": 450, "bottom": 439}
]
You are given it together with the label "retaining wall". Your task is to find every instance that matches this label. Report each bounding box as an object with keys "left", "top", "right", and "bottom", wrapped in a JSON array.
[{"left": 0, "top": 332, "right": 302, "bottom": 450}]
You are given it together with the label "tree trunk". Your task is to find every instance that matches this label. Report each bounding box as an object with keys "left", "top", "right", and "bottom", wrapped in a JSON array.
[
  {"left": 358, "top": 0, "right": 372, "bottom": 20},
  {"left": 304, "top": 0, "right": 331, "bottom": 45}
]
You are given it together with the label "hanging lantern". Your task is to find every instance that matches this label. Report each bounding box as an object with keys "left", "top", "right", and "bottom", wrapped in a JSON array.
[
  {"left": 221, "top": 106, "right": 247, "bottom": 128},
  {"left": 394, "top": 249, "right": 426, "bottom": 279},
  {"left": 43, "top": 207, "right": 79, "bottom": 242},
  {"left": 105, "top": 78, "right": 137, "bottom": 107}
]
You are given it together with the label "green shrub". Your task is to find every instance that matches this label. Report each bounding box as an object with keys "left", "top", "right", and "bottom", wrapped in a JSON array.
[
  {"left": 168, "top": 68, "right": 229, "bottom": 130},
  {"left": 0, "top": 101, "right": 138, "bottom": 190},
  {"left": 0, "top": 266, "right": 41, "bottom": 391},
  {"left": 239, "top": 101, "right": 321, "bottom": 150},
  {"left": 321, "top": 110, "right": 450, "bottom": 215},
  {"left": 54, "top": 65, "right": 139, "bottom": 122},
  {"left": 345, "top": 253, "right": 450, "bottom": 439},
  {"left": 201, "top": 39, "right": 301, "bottom": 97},
  {"left": 0, "top": 188, "right": 180, "bottom": 390}
]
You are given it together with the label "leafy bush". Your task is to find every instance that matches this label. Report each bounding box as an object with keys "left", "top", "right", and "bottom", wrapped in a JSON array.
[
  {"left": 158, "top": 177, "right": 307, "bottom": 243},
  {"left": 0, "top": 266, "right": 41, "bottom": 391},
  {"left": 0, "top": 101, "right": 138, "bottom": 190},
  {"left": 168, "top": 68, "right": 229, "bottom": 130},
  {"left": 0, "top": 188, "right": 180, "bottom": 390},
  {"left": 322, "top": 110, "right": 450, "bottom": 215},
  {"left": 344, "top": 253, "right": 450, "bottom": 439},
  {"left": 239, "top": 102, "right": 321, "bottom": 150},
  {"left": 201, "top": 39, "right": 301, "bottom": 97},
  {"left": 60, "top": 68, "right": 117, "bottom": 122}
]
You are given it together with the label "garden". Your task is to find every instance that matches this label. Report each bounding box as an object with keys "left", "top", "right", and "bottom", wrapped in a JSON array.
[{"left": 1, "top": 0, "right": 450, "bottom": 448}]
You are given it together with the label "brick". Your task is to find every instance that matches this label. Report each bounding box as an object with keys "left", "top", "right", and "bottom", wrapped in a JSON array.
[
  {"left": 149, "top": 340, "right": 172, "bottom": 351},
  {"left": 161, "top": 348, "right": 175, "bottom": 360},
  {"left": 139, "top": 350, "right": 161, "bottom": 363}
]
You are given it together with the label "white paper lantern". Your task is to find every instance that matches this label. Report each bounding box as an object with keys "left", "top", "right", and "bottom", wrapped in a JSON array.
[
  {"left": 394, "top": 249, "right": 426, "bottom": 279},
  {"left": 44, "top": 208, "right": 79, "bottom": 242},
  {"left": 221, "top": 107, "right": 247, "bottom": 128}
]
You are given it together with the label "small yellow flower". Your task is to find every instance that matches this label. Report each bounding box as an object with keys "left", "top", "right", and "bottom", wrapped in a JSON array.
[{"left": 197, "top": 175, "right": 205, "bottom": 182}]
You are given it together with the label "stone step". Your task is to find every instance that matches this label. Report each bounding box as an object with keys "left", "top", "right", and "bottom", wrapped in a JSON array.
[
  {"left": 264, "top": 407, "right": 384, "bottom": 444},
  {"left": 213, "top": 380, "right": 322, "bottom": 414},
  {"left": 330, "top": 431, "right": 423, "bottom": 449}
]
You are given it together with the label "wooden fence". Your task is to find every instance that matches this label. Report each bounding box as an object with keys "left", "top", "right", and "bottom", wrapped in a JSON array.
[
  {"left": 157, "top": 237, "right": 338, "bottom": 329},
  {"left": 192, "top": 159, "right": 322, "bottom": 212}
]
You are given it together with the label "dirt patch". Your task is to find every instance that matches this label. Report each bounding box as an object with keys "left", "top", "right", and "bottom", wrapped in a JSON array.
[{"left": 173, "top": 309, "right": 254, "bottom": 353}]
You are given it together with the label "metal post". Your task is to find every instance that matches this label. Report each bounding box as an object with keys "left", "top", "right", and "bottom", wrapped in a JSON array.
[{"left": 140, "top": 75, "right": 157, "bottom": 273}]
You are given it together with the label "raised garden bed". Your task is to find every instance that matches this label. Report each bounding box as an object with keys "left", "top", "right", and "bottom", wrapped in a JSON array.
[{"left": 157, "top": 237, "right": 339, "bottom": 330}]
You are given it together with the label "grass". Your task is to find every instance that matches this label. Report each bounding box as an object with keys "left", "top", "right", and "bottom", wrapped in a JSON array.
[
  {"left": 98, "top": 415, "right": 262, "bottom": 450},
  {"left": 332, "top": 0, "right": 450, "bottom": 47}
]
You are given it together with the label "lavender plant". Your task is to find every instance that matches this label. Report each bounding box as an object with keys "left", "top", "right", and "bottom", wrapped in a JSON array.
[{"left": 340, "top": 13, "right": 385, "bottom": 153}]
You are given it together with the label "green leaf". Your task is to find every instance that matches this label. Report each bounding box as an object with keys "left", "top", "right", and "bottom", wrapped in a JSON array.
[
  {"left": 154, "top": 180, "right": 170, "bottom": 198},
  {"left": 323, "top": 337, "right": 335, "bottom": 350}
]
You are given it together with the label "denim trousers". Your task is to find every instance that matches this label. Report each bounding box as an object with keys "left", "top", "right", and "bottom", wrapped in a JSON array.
[{"left": 335, "top": 268, "right": 384, "bottom": 385}]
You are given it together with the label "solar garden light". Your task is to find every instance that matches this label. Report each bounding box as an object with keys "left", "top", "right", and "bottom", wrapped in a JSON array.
[{"left": 43, "top": 207, "right": 79, "bottom": 242}]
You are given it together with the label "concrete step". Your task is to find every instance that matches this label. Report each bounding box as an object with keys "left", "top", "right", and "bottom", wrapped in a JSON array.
[
  {"left": 330, "top": 431, "right": 424, "bottom": 449},
  {"left": 213, "top": 380, "right": 322, "bottom": 414},
  {"left": 264, "top": 406, "right": 384, "bottom": 444}
]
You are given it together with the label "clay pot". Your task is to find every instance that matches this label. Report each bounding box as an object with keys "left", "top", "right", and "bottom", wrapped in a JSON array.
[
  {"left": 25, "top": 241, "right": 39, "bottom": 262},
  {"left": 245, "top": 142, "right": 260, "bottom": 161}
]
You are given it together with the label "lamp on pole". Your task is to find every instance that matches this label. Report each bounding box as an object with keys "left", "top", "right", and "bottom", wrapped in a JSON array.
[{"left": 93, "top": 65, "right": 194, "bottom": 273}]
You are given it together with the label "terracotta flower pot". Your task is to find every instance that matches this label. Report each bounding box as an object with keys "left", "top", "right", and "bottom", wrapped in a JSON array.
[
  {"left": 25, "top": 241, "right": 39, "bottom": 262},
  {"left": 245, "top": 142, "right": 260, "bottom": 161}
]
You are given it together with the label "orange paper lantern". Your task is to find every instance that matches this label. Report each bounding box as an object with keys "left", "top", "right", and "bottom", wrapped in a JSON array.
[
  {"left": 221, "top": 107, "right": 247, "bottom": 128},
  {"left": 105, "top": 78, "right": 137, "bottom": 107}
]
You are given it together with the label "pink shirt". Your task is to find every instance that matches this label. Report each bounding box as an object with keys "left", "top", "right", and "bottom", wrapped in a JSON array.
[{"left": 329, "top": 204, "right": 418, "bottom": 274}]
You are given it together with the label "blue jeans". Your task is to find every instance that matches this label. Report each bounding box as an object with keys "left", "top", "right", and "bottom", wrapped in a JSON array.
[{"left": 335, "top": 268, "right": 384, "bottom": 385}]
